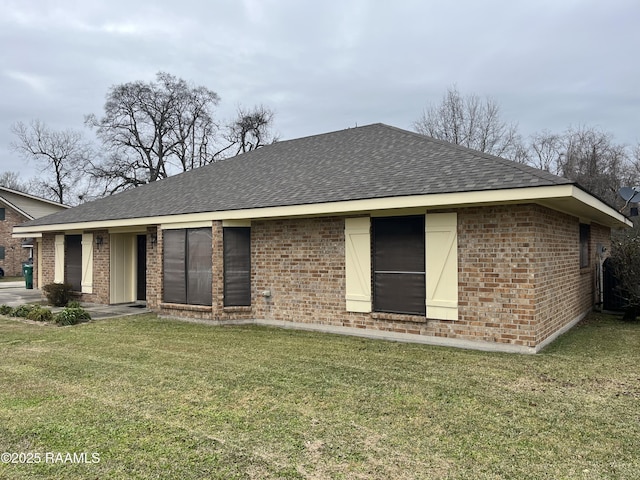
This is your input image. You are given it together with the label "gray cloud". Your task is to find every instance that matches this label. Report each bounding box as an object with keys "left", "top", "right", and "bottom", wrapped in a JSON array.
[{"left": 1, "top": 0, "right": 639, "bottom": 179}]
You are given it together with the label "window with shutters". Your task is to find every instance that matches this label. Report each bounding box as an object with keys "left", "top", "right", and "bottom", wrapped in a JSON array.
[
  {"left": 345, "top": 213, "right": 458, "bottom": 320},
  {"left": 372, "top": 216, "right": 426, "bottom": 315},
  {"left": 163, "top": 228, "right": 212, "bottom": 306},
  {"left": 223, "top": 227, "right": 251, "bottom": 307}
]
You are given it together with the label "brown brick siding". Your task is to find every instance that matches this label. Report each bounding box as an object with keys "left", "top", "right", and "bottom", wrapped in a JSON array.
[
  {"left": 34, "top": 203, "right": 611, "bottom": 350},
  {"left": 146, "top": 226, "right": 161, "bottom": 309},
  {"left": 83, "top": 230, "right": 110, "bottom": 304},
  {"left": 457, "top": 205, "right": 538, "bottom": 345},
  {"left": 40, "top": 234, "right": 57, "bottom": 287},
  {"left": 0, "top": 207, "right": 31, "bottom": 276},
  {"left": 251, "top": 217, "right": 346, "bottom": 325},
  {"left": 249, "top": 206, "right": 609, "bottom": 348},
  {"left": 38, "top": 231, "right": 111, "bottom": 303},
  {"left": 456, "top": 204, "right": 610, "bottom": 347}
]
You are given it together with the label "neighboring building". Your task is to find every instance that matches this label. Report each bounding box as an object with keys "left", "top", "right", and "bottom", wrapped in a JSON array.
[
  {"left": 14, "top": 124, "right": 631, "bottom": 353},
  {"left": 0, "top": 187, "right": 68, "bottom": 276}
]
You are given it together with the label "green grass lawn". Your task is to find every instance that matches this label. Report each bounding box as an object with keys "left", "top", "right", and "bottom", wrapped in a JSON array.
[{"left": 0, "top": 313, "right": 638, "bottom": 479}]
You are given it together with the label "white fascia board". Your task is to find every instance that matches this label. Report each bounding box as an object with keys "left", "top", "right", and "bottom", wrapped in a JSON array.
[
  {"left": 0, "top": 186, "right": 70, "bottom": 209},
  {"left": 570, "top": 186, "right": 631, "bottom": 227},
  {"left": 12, "top": 232, "right": 43, "bottom": 239},
  {"left": 12, "top": 184, "right": 629, "bottom": 235}
]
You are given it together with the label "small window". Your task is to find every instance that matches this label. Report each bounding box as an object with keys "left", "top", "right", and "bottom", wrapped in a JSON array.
[
  {"left": 0, "top": 208, "right": 5, "bottom": 221},
  {"left": 223, "top": 227, "right": 251, "bottom": 307},
  {"left": 0, "top": 246, "right": 4, "bottom": 260},
  {"left": 64, "top": 235, "right": 82, "bottom": 291},
  {"left": 580, "top": 223, "right": 590, "bottom": 268},
  {"left": 372, "top": 216, "right": 426, "bottom": 315}
]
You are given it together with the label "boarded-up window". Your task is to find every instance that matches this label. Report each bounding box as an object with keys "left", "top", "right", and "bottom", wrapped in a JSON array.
[
  {"left": 65, "top": 235, "right": 82, "bottom": 291},
  {"left": 372, "top": 216, "right": 426, "bottom": 315},
  {"left": 223, "top": 227, "right": 251, "bottom": 307},
  {"left": 580, "top": 223, "right": 590, "bottom": 268},
  {"left": 163, "top": 228, "right": 212, "bottom": 306}
]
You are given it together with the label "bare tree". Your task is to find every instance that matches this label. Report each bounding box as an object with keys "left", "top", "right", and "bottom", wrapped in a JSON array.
[
  {"left": 527, "top": 130, "right": 564, "bottom": 175},
  {"left": 0, "top": 171, "right": 29, "bottom": 192},
  {"left": 525, "top": 126, "right": 635, "bottom": 207},
  {"left": 413, "top": 86, "right": 524, "bottom": 161},
  {"left": 85, "top": 72, "right": 221, "bottom": 193},
  {"left": 222, "top": 105, "right": 278, "bottom": 156},
  {"left": 558, "top": 127, "right": 628, "bottom": 205},
  {"left": 623, "top": 144, "right": 640, "bottom": 188},
  {"left": 11, "top": 120, "right": 92, "bottom": 204}
]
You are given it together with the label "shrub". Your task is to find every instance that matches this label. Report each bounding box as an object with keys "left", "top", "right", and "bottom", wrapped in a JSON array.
[
  {"left": 11, "top": 304, "right": 38, "bottom": 318},
  {"left": 67, "top": 300, "right": 83, "bottom": 309},
  {"left": 0, "top": 304, "right": 13, "bottom": 316},
  {"left": 610, "top": 226, "right": 640, "bottom": 322},
  {"left": 27, "top": 307, "right": 54, "bottom": 323},
  {"left": 54, "top": 307, "right": 91, "bottom": 326},
  {"left": 42, "top": 283, "right": 76, "bottom": 307}
]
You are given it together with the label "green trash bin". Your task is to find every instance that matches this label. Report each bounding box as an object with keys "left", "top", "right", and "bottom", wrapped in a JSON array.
[{"left": 23, "top": 264, "right": 33, "bottom": 290}]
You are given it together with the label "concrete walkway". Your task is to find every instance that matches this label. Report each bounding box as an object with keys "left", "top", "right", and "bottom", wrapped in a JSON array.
[{"left": 0, "top": 282, "right": 150, "bottom": 319}]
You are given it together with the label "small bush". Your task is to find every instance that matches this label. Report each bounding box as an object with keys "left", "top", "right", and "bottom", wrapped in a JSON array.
[
  {"left": 27, "top": 307, "right": 54, "bottom": 323},
  {"left": 42, "top": 283, "right": 76, "bottom": 307},
  {"left": 67, "top": 300, "right": 83, "bottom": 309},
  {"left": 0, "top": 304, "right": 13, "bottom": 316},
  {"left": 11, "top": 304, "right": 38, "bottom": 318},
  {"left": 54, "top": 307, "right": 91, "bottom": 326}
]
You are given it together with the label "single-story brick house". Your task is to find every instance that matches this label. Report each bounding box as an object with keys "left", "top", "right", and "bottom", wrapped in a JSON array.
[
  {"left": 14, "top": 124, "right": 630, "bottom": 353},
  {"left": 0, "top": 186, "right": 68, "bottom": 276}
]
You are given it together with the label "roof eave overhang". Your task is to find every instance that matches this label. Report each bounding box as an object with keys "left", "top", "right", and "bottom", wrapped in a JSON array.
[
  {"left": 12, "top": 184, "right": 631, "bottom": 237},
  {"left": 0, "top": 197, "right": 34, "bottom": 221}
]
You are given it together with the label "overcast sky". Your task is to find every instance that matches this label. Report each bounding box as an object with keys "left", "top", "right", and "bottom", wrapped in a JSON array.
[{"left": 1, "top": 0, "right": 638, "bottom": 180}]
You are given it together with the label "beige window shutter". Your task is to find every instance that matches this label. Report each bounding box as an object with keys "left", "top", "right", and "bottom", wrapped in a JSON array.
[
  {"left": 345, "top": 217, "right": 372, "bottom": 312},
  {"left": 54, "top": 235, "right": 65, "bottom": 283},
  {"left": 425, "top": 213, "right": 459, "bottom": 320},
  {"left": 81, "top": 233, "right": 94, "bottom": 294}
]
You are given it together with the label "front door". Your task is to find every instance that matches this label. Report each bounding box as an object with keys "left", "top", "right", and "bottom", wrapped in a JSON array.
[{"left": 110, "top": 234, "right": 136, "bottom": 304}]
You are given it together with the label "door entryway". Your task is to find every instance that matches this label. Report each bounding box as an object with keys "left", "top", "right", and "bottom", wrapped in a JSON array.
[{"left": 137, "top": 235, "right": 147, "bottom": 301}]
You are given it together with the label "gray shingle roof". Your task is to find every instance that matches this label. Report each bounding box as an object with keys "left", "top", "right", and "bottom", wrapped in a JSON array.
[{"left": 20, "top": 123, "right": 572, "bottom": 227}]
